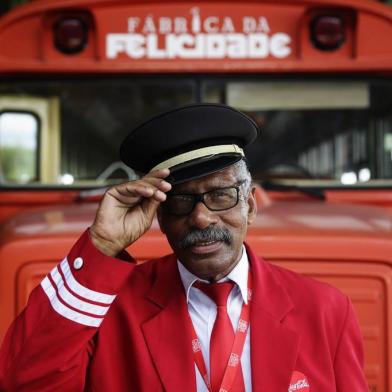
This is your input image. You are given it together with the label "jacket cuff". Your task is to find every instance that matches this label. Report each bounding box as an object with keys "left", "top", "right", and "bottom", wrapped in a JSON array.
[{"left": 65, "top": 229, "right": 135, "bottom": 295}]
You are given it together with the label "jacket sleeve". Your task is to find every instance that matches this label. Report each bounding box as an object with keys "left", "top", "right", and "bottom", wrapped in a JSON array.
[
  {"left": 0, "top": 230, "right": 134, "bottom": 392},
  {"left": 334, "top": 296, "right": 368, "bottom": 391}
]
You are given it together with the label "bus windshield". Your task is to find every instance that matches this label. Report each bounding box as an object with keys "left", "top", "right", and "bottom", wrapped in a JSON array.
[{"left": 0, "top": 76, "right": 391, "bottom": 188}]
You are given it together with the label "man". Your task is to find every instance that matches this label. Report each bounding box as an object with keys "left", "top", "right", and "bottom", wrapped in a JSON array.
[{"left": 0, "top": 104, "right": 367, "bottom": 391}]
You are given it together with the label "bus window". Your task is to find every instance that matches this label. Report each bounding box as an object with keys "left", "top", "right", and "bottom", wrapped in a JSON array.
[
  {"left": 0, "top": 78, "right": 195, "bottom": 186},
  {"left": 0, "top": 112, "right": 38, "bottom": 184},
  {"left": 204, "top": 78, "right": 392, "bottom": 186},
  {"left": 2, "top": 77, "right": 392, "bottom": 188}
]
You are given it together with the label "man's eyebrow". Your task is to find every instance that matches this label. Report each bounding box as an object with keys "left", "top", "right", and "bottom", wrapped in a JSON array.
[{"left": 169, "top": 180, "right": 246, "bottom": 195}]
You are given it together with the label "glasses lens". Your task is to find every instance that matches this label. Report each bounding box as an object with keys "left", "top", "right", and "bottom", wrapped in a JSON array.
[
  {"left": 165, "top": 194, "right": 195, "bottom": 215},
  {"left": 204, "top": 187, "right": 238, "bottom": 211},
  {"left": 164, "top": 186, "right": 240, "bottom": 215}
]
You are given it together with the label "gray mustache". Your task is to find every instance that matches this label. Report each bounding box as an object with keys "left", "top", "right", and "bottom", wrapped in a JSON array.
[{"left": 179, "top": 226, "right": 232, "bottom": 250}]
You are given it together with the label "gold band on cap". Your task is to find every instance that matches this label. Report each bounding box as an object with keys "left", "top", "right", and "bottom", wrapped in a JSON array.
[{"left": 151, "top": 144, "right": 244, "bottom": 171}]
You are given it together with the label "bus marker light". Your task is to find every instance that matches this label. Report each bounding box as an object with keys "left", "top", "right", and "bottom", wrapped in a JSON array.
[
  {"left": 54, "top": 18, "right": 88, "bottom": 54},
  {"left": 359, "top": 168, "right": 371, "bottom": 183},
  {"left": 310, "top": 15, "right": 345, "bottom": 51},
  {"left": 341, "top": 172, "right": 357, "bottom": 185},
  {"left": 59, "top": 173, "right": 74, "bottom": 185}
]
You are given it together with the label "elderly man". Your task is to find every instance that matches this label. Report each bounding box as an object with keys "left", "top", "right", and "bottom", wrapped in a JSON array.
[{"left": 0, "top": 104, "right": 367, "bottom": 391}]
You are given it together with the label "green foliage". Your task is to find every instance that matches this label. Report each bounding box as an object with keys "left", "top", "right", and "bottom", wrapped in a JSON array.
[{"left": 0, "top": 146, "right": 36, "bottom": 183}]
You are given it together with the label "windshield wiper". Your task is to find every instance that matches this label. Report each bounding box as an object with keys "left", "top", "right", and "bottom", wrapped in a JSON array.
[{"left": 261, "top": 181, "right": 326, "bottom": 201}]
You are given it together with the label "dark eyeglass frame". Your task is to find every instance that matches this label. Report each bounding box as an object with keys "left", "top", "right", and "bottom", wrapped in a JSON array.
[{"left": 163, "top": 180, "right": 247, "bottom": 216}]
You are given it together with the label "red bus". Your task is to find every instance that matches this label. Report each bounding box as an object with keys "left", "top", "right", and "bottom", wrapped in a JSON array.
[{"left": 1, "top": 0, "right": 392, "bottom": 390}]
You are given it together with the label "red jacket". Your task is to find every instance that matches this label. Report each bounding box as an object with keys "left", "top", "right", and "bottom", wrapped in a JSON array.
[{"left": 0, "top": 230, "right": 367, "bottom": 391}]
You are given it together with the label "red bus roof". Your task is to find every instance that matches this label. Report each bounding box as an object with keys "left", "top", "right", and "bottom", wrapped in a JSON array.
[{"left": 1, "top": 0, "right": 392, "bottom": 74}]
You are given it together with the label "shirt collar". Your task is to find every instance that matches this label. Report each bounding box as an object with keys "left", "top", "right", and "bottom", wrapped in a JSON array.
[{"left": 177, "top": 245, "right": 249, "bottom": 304}]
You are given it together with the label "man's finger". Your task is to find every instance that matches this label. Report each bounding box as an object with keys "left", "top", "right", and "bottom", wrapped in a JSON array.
[
  {"left": 135, "top": 177, "right": 172, "bottom": 193},
  {"left": 114, "top": 176, "right": 171, "bottom": 197},
  {"left": 143, "top": 168, "right": 171, "bottom": 180},
  {"left": 108, "top": 181, "right": 167, "bottom": 206},
  {"left": 142, "top": 170, "right": 172, "bottom": 192},
  {"left": 140, "top": 197, "right": 161, "bottom": 222}
]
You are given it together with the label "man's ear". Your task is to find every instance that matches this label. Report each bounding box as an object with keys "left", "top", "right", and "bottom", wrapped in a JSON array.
[
  {"left": 247, "top": 185, "right": 257, "bottom": 225},
  {"left": 157, "top": 206, "right": 166, "bottom": 233}
]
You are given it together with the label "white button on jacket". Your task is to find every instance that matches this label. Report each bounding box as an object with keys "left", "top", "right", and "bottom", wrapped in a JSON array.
[{"left": 73, "top": 257, "right": 84, "bottom": 270}]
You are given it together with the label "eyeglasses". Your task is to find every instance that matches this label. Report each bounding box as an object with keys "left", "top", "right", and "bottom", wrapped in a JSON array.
[{"left": 163, "top": 181, "right": 246, "bottom": 216}]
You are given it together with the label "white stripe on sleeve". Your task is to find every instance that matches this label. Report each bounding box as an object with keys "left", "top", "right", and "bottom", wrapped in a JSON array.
[
  {"left": 60, "top": 258, "right": 116, "bottom": 305},
  {"left": 41, "top": 277, "right": 103, "bottom": 327},
  {"left": 50, "top": 267, "right": 110, "bottom": 316}
]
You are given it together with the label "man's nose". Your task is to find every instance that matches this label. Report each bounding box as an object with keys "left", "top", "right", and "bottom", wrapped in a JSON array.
[{"left": 188, "top": 201, "right": 218, "bottom": 229}]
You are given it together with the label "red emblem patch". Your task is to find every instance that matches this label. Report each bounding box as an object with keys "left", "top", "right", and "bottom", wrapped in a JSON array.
[{"left": 288, "top": 371, "right": 310, "bottom": 391}]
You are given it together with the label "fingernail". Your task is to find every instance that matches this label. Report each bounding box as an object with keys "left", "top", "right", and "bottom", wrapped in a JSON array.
[
  {"left": 161, "top": 181, "right": 172, "bottom": 189},
  {"left": 156, "top": 190, "right": 165, "bottom": 199}
]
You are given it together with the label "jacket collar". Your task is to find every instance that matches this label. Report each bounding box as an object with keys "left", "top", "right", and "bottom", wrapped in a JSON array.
[
  {"left": 142, "top": 255, "right": 197, "bottom": 392},
  {"left": 245, "top": 243, "right": 300, "bottom": 392},
  {"left": 142, "top": 246, "right": 299, "bottom": 392}
]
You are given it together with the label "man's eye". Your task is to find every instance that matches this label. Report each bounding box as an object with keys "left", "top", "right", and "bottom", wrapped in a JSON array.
[
  {"left": 210, "top": 190, "right": 233, "bottom": 199},
  {"left": 213, "top": 191, "right": 228, "bottom": 197}
]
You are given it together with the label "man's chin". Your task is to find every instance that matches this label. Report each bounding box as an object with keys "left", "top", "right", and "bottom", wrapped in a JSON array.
[{"left": 178, "top": 243, "right": 234, "bottom": 279}]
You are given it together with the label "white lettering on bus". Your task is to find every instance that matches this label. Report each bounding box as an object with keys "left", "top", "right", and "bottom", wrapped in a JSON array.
[
  {"left": 226, "top": 34, "right": 247, "bottom": 58},
  {"left": 142, "top": 15, "right": 156, "bottom": 34},
  {"left": 191, "top": 7, "right": 201, "bottom": 34},
  {"left": 106, "top": 32, "right": 292, "bottom": 59},
  {"left": 127, "top": 15, "right": 271, "bottom": 35},
  {"left": 222, "top": 17, "right": 235, "bottom": 33},
  {"left": 147, "top": 35, "right": 165, "bottom": 58},
  {"left": 242, "top": 17, "right": 270, "bottom": 33},
  {"left": 248, "top": 34, "right": 268, "bottom": 58},
  {"left": 127, "top": 17, "right": 139, "bottom": 33},
  {"left": 204, "top": 17, "right": 219, "bottom": 33},
  {"left": 108, "top": 9, "right": 292, "bottom": 60},
  {"left": 174, "top": 17, "right": 188, "bottom": 34},
  {"left": 159, "top": 17, "right": 172, "bottom": 34},
  {"left": 270, "top": 33, "right": 291, "bottom": 58}
]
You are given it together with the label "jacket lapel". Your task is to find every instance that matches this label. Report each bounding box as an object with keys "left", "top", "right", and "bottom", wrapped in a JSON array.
[
  {"left": 141, "top": 256, "right": 196, "bottom": 392},
  {"left": 246, "top": 244, "right": 300, "bottom": 392},
  {"left": 141, "top": 247, "right": 300, "bottom": 392}
]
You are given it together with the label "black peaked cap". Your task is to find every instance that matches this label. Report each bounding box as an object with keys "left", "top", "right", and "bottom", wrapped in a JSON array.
[{"left": 120, "top": 103, "right": 260, "bottom": 184}]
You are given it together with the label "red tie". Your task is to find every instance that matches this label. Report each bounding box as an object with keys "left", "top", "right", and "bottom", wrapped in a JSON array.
[{"left": 195, "top": 281, "right": 245, "bottom": 392}]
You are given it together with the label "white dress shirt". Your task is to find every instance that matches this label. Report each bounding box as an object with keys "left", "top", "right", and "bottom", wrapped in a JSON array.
[{"left": 177, "top": 246, "right": 252, "bottom": 392}]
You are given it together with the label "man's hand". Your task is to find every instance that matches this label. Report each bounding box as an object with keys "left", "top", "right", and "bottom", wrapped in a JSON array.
[{"left": 90, "top": 169, "right": 172, "bottom": 256}]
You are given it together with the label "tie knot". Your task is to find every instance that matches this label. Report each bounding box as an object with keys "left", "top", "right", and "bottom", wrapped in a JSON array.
[{"left": 194, "top": 281, "right": 235, "bottom": 307}]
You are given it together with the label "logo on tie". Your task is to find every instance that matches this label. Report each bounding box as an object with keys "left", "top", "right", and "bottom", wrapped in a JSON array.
[
  {"left": 192, "top": 338, "right": 201, "bottom": 352},
  {"left": 237, "top": 319, "right": 248, "bottom": 333},
  {"left": 228, "top": 353, "right": 240, "bottom": 367}
]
